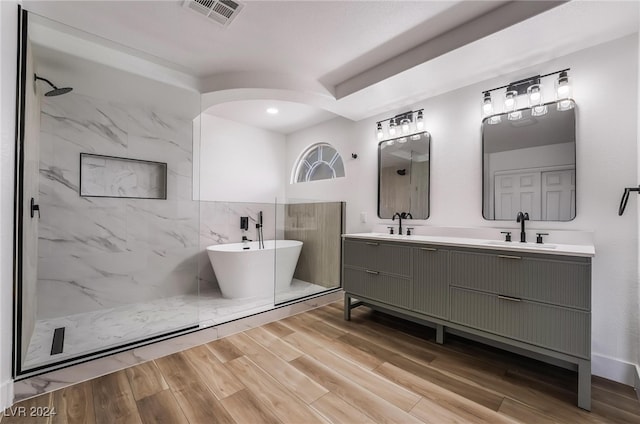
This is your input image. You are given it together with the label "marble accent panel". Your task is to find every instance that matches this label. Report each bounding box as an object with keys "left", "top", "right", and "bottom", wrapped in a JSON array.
[
  {"left": 80, "top": 154, "right": 167, "bottom": 199},
  {"left": 14, "top": 291, "right": 342, "bottom": 402}
]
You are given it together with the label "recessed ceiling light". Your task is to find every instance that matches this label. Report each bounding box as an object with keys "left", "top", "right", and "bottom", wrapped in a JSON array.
[{"left": 266, "top": 107, "right": 279, "bottom": 115}]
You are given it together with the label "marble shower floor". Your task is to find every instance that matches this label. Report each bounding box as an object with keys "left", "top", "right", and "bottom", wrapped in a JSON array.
[{"left": 23, "top": 279, "right": 330, "bottom": 369}]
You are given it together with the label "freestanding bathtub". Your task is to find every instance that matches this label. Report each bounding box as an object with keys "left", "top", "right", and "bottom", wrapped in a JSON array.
[{"left": 206, "top": 240, "right": 303, "bottom": 299}]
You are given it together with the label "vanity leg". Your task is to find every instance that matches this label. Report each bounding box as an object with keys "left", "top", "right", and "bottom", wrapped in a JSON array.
[
  {"left": 436, "top": 324, "right": 445, "bottom": 344},
  {"left": 344, "top": 293, "right": 351, "bottom": 321},
  {"left": 577, "top": 359, "right": 591, "bottom": 411}
]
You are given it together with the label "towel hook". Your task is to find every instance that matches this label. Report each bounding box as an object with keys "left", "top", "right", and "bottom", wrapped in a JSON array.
[{"left": 618, "top": 186, "right": 640, "bottom": 216}]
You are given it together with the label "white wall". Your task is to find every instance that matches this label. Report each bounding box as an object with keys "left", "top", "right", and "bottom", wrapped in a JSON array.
[
  {"left": 199, "top": 114, "right": 286, "bottom": 203},
  {"left": 0, "top": 0, "right": 17, "bottom": 410},
  {"left": 286, "top": 34, "right": 640, "bottom": 384}
]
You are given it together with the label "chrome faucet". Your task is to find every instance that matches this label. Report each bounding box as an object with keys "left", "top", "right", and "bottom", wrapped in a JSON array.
[
  {"left": 516, "top": 211, "right": 529, "bottom": 243},
  {"left": 392, "top": 212, "right": 413, "bottom": 235}
]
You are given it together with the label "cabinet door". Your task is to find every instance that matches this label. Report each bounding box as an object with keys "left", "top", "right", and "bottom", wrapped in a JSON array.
[
  {"left": 343, "top": 239, "right": 411, "bottom": 277},
  {"left": 412, "top": 247, "right": 449, "bottom": 318},
  {"left": 451, "top": 250, "right": 590, "bottom": 310},
  {"left": 450, "top": 287, "right": 590, "bottom": 358},
  {"left": 343, "top": 267, "right": 412, "bottom": 309}
]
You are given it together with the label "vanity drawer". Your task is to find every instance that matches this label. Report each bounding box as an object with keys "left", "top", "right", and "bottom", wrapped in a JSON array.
[
  {"left": 343, "top": 239, "right": 411, "bottom": 277},
  {"left": 343, "top": 267, "right": 412, "bottom": 309},
  {"left": 450, "top": 250, "right": 591, "bottom": 310},
  {"left": 450, "top": 287, "right": 590, "bottom": 358}
]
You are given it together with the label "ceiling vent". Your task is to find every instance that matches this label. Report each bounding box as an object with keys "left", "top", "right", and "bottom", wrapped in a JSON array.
[{"left": 183, "top": 0, "right": 244, "bottom": 27}]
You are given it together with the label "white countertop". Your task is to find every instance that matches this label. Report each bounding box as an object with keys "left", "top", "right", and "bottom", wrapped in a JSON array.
[{"left": 342, "top": 233, "right": 595, "bottom": 257}]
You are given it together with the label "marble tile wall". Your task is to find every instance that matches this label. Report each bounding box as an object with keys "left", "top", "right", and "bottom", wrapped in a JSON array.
[{"left": 38, "top": 93, "right": 199, "bottom": 320}]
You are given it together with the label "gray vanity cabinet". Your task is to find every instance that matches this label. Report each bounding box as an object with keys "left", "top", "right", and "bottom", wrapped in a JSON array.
[
  {"left": 412, "top": 246, "right": 449, "bottom": 319},
  {"left": 342, "top": 236, "right": 592, "bottom": 411}
]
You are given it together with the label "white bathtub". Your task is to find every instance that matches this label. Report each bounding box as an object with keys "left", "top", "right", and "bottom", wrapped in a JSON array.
[{"left": 206, "top": 240, "right": 303, "bottom": 299}]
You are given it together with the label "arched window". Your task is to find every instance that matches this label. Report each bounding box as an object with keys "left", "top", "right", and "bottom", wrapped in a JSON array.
[{"left": 292, "top": 143, "right": 345, "bottom": 183}]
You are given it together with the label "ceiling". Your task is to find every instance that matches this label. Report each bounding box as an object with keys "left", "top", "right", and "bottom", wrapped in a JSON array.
[{"left": 24, "top": 1, "right": 640, "bottom": 134}]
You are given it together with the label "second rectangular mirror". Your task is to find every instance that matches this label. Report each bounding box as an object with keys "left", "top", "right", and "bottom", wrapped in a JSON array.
[{"left": 482, "top": 100, "right": 576, "bottom": 221}]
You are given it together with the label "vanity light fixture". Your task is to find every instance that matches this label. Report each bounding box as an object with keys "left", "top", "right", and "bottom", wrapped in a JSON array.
[
  {"left": 375, "top": 109, "right": 425, "bottom": 142},
  {"left": 482, "top": 68, "right": 572, "bottom": 121}
]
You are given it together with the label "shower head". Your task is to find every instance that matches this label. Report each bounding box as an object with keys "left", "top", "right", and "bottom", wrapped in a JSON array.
[{"left": 34, "top": 75, "right": 73, "bottom": 97}]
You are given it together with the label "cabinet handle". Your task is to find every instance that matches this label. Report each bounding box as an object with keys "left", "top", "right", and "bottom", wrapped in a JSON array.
[
  {"left": 366, "top": 242, "right": 379, "bottom": 246},
  {"left": 497, "top": 254, "right": 521, "bottom": 260},
  {"left": 365, "top": 270, "right": 379, "bottom": 275},
  {"left": 498, "top": 295, "right": 522, "bottom": 302},
  {"left": 420, "top": 247, "right": 437, "bottom": 252}
]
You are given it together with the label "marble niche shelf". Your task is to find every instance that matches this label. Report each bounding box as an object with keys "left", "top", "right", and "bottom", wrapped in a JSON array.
[{"left": 79, "top": 153, "right": 167, "bottom": 199}]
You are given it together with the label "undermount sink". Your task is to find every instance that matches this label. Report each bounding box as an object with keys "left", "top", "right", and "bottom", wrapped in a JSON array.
[{"left": 486, "top": 240, "right": 557, "bottom": 249}]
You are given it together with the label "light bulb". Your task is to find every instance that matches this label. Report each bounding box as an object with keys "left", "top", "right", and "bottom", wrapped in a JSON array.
[{"left": 416, "top": 111, "right": 424, "bottom": 130}]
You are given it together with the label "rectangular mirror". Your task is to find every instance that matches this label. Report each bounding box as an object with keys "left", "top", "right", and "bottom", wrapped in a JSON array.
[
  {"left": 482, "top": 100, "right": 576, "bottom": 221},
  {"left": 378, "top": 132, "right": 430, "bottom": 219}
]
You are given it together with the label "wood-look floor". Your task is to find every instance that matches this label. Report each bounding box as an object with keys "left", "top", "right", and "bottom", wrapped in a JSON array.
[{"left": 3, "top": 301, "right": 639, "bottom": 424}]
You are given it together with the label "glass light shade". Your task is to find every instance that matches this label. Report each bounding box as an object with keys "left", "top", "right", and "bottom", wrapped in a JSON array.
[
  {"left": 556, "top": 71, "right": 573, "bottom": 110},
  {"left": 387, "top": 139, "right": 395, "bottom": 146},
  {"left": 416, "top": 111, "right": 424, "bottom": 130},
  {"left": 388, "top": 120, "right": 397, "bottom": 137},
  {"left": 488, "top": 115, "right": 502, "bottom": 125},
  {"left": 557, "top": 99, "right": 574, "bottom": 111},
  {"left": 527, "top": 84, "right": 543, "bottom": 106},
  {"left": 398, "top": 137, "right": 407, "bottom": 144},
  {"left": 482, "top": 92, "right": 494, "bottom": 116},
  {"left": 376, "top": 123, "right": 384, "bottom": 140},
  {"left": 401, "top": 119, "right": 410, "bottom": 134},
  {"left": 410, "top": 134, "right": 421, "bottom": 141},
  {"left": 531, "top": 105, "right": 548, "bottom": 116},
  {"left": 504, "top": 90, "right": 517, "bottom": 112},
  {"left": 507, "top": 110, "right": 522, "bottom": 121}
]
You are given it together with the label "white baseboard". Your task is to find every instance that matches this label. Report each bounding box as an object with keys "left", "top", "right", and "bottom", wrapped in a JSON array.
[
  {"left": 0, "top": 378, "right": 14, "bottom": 412},
  {"left": 592, "top": 353, "right": 638, "bottom": 386},
  {"left": 634, "top": 364, "right": 640, "bottom": 401}
]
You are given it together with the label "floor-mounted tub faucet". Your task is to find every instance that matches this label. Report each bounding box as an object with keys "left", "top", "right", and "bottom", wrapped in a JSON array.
[{"left": 516, "top": 211, "right": 529, "bottom": 243}]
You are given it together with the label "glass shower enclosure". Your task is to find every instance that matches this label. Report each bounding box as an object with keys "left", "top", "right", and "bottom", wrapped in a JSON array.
[{"left": 14, "top": 9, "right": 202, "bottom": 376}]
